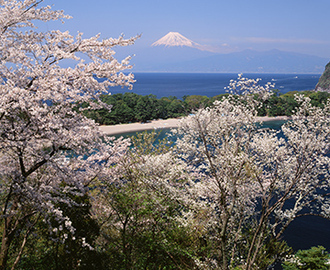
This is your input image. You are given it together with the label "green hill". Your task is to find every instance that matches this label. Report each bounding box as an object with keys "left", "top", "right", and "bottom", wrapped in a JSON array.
[{"left": 316, "top": 61, "right": 330, "bottom": 92}]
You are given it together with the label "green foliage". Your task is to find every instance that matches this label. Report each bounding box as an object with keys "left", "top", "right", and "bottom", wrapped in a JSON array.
[
  {"left": 316, "top": 61, "right": 330, "bottom": 90},
  {"left": 16, "top": 193, "right": 102, "bottom": 270},
  {"left": 93, "top": 131, "right": 197, "bottom": 269},
  {"left": 80, "top": 91, "right": 330, "bottom": 125},
  {"left": 135, "top": 95, "right": 158, "bottom": 122},
  {"left": 183, "top": 95, "right": 210, "bottom": 111},
  {"left": 210, "top": 93, "right": 230, "bottom": 103},
  {"left": 82, "top": 93, "right": 187, "bottom": 125},
  {"left": 256, "top": 90, "right": 330, "bottom": 116},
  {"left": 282, "top": 246, "right": 330, "bottom": 270},
  {"left": 99, "top": 181, "right": 195, "bottom": 269}
]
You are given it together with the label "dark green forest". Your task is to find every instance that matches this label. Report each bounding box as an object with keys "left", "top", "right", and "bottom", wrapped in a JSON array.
[{"left": 80, "top": 90, "right": 330, "bottom": 125}]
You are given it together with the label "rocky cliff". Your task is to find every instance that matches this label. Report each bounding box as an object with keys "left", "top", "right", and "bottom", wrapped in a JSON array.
[{"left": 315, "top": 61, "right": 330, "bottom": 92}]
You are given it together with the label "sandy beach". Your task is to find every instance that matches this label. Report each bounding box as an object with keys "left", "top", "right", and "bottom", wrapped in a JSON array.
[{"left": 99, "top": 116, "right": 290, "bottom": 136}]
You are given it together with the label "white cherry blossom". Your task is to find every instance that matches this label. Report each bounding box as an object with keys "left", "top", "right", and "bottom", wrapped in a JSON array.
[
  {"left": 175, "top": 81, "right": 330, "bottom": 269},
  {"left": 0, "top": 1, "right": 136, "bottom": 268}
]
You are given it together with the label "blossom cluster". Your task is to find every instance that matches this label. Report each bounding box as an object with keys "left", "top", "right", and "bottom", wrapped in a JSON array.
[{"left": 0, "top": 1, "right": 135, "bottom": 266}]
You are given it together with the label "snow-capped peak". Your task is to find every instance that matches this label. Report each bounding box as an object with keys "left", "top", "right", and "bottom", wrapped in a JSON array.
[{"left": 151, "top": 32, "right": 203, "bottom": 50}]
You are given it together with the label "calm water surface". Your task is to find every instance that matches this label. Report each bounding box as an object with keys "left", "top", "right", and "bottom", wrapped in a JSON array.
[{"left": 109, "top": 73, "right": 321, "bottom": 98}]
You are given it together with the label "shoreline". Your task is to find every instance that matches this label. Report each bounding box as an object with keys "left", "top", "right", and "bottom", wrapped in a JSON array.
[{"left": 99, "top": 116, "right": 290, "bottom": 136}]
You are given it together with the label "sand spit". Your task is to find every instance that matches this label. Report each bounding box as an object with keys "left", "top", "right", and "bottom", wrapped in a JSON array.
[{"left": 99, "top": 116, "right": 290, "bottom": 136}]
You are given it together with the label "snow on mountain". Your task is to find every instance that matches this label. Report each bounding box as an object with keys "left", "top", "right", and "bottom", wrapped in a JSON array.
[
  {"left": 124, "top": 32, "right": 329, "bottom": 73},
  {"left": 151, "top": 32, "right": 206, "bottom": 51}
]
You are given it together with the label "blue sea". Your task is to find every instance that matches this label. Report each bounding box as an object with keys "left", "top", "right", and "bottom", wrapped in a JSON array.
[{"left": 109, "top": 73, "right": 321, "bottom": 98}]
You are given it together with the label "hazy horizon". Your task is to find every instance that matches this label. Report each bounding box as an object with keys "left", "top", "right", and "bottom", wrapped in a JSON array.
[{"left": 50, "top": 0, "right": 330, "bottom": 60}]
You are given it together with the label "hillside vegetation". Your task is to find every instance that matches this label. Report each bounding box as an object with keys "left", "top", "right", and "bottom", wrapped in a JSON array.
[{"left": 316, "top": 61, "right": 330, "bottom": 92}]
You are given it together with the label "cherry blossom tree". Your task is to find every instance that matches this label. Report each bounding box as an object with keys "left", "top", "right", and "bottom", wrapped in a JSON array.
[
  {"left": 174, "top": 76, "right": 330, "bottom": 269},
  {"left": 0, "top": 1, "right": 137, "bottom": 268},
  {"left": 91, "top": 131, "right": 197, "bottom": 269}
]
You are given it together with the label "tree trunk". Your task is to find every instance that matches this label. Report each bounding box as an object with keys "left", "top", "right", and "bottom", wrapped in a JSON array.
[
  {"left": 0, "top": 226, "right": 15, "bottom": 270},
  {"left": 0, "top": 193, "right": 20, "bottom": 270},
  {"left": 11, "top": 215, "right": 39, "bottom": 270}
]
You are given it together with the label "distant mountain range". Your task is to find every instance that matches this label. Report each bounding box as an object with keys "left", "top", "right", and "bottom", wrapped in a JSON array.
[{"left": 130, "top": 32, "right": 329, "bottom": 74}]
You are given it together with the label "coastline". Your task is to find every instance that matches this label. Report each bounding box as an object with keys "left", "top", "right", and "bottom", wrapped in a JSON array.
[{"left": 99, "top": 116, "right": 290, "bottom": 136}]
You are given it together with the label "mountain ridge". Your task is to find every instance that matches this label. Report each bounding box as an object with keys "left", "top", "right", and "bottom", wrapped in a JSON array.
[
  {"left": 131, "top": 47, "right": 328, "bottom": 74},
  {"left": 122, "top": 32, "right": 329, "bottom": 73}
]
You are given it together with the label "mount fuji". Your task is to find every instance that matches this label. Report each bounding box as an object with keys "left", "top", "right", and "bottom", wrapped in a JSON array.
[
  {"left": 128, "top": 32, "right": 215, "bottom": 71},
  {"left": 121, "top": 32, "right": 328, "bottom": 73},
  {"left": 151, "top": 32, "right": 207, "bottom": 51}
]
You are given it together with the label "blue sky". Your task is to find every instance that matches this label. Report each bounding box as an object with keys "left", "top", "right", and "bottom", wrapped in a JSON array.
[{"left": 49, "top": 0, "right": 330, "bottom": 59}]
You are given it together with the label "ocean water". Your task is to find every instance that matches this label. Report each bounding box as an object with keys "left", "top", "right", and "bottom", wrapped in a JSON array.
[{"left": 109, "top": 73, "right": 321, "bottom": 98}]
